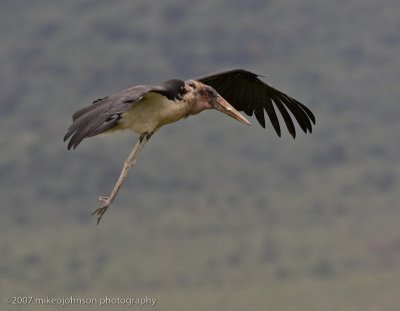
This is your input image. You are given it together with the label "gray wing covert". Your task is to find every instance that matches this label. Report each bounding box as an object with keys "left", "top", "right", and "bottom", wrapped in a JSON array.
[{"left": 64, "top": 85, "right": 160, "bottom": 150}]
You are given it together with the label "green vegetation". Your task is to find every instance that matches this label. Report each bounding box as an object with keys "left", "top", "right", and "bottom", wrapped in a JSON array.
[{"left": 1, "top": 0, "right": 399, "bottom": 310}]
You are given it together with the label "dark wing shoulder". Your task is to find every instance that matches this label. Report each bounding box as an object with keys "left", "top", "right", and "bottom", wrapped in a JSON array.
[
  {"left": 64, "top": 83, "right": 174, "bottom": 150},
  {"left": 194, "top": 68, "right": 315, "bottom": 138},
  {"left": 159, "top": 79, "right": 185, "bottom": 100}
]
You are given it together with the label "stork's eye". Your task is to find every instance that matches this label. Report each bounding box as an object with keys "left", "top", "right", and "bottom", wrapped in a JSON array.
[{"left": 207, "top": 88, "right": 215, "bottom": 96}]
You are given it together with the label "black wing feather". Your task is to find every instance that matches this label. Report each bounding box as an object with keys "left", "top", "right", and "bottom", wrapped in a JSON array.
[
  {"left": 268, "top": 91, "right": 297, "bottom": 138},
  {"left": 194, "top": 68, "right": 315, "bottom": 138},
  {"left": 254, "top": 100, "right": 266, "bottom": 128},
  {"left": 263, "top": 95, "right": 281, "bottom": 137}
]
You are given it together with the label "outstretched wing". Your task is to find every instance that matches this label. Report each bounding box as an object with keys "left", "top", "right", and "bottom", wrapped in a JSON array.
[
  {"left": 63, "top": 80, "right": 184, "bottom": 150},
  {"left": 194, "top": 69, "right": 315, "bottom": 138}
]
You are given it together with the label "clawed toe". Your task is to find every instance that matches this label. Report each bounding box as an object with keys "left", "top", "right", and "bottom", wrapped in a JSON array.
[{"left": 92, "top": 197, "right": 111, "bottom": 224}]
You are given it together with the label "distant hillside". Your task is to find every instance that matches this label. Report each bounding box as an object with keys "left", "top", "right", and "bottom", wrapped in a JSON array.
[{"left": 1, "top": 1, "right": 400, "bottom": 310}]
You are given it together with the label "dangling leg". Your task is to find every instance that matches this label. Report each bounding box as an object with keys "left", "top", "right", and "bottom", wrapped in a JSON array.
[{"left": 92, "top": 132, "right": 153, "bottom": 224}]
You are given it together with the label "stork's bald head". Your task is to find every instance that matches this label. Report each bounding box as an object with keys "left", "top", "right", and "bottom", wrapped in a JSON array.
[{"left": 181, "top": 80, "right": 251, "bottom": 126}]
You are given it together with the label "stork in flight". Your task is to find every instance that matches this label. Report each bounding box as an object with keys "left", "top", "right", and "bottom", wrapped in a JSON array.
[{"left": 64, "top": 69, "right": 315, "bottom": 224}]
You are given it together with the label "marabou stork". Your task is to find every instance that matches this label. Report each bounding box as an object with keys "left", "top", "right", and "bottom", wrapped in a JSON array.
[{"left": 64, "top": 69, "right": 315, "bottom": 224}]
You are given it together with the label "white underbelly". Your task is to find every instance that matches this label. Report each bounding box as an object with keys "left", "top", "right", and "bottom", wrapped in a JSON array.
[{"left": 119, "top": 93, "right": 189, "bottom": 134}]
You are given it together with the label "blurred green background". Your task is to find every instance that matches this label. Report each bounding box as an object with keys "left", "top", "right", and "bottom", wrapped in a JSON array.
[{"left": 1, "top": 0, "right": 399, "bottom": 310}]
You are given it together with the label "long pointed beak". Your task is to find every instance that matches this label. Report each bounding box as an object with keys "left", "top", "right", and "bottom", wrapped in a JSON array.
[{"left": 211, "top": 94, "right": 251, "bottom": 126}]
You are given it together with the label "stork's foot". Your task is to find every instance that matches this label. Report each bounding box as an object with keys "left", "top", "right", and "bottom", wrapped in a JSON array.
[{"left": 92, "top": 196, "right": 111, "bottom": 224}]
